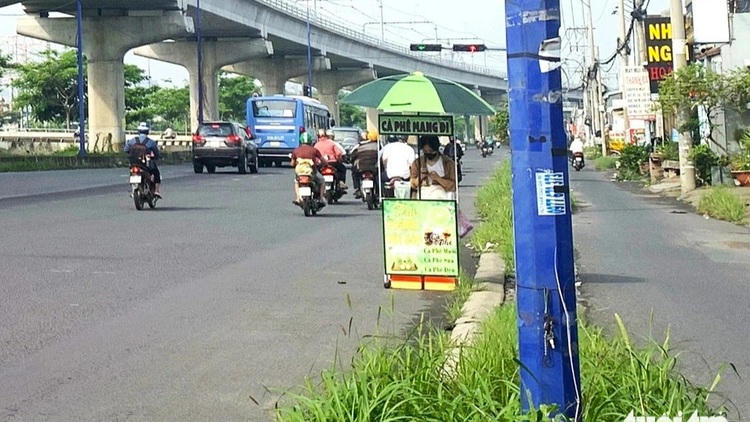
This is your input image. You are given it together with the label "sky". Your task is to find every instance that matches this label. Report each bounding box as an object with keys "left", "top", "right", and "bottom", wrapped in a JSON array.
[{"left": 0, "top": 0, "right": 670, "bottom": 94}]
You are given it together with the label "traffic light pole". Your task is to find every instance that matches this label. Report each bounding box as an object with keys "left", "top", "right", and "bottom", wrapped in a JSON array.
[
  {"left": 505, "top": 0, "right": 581, "bottom": 419},
  {"left": 75, "top": 0, "right": 86, "bottom": 156}
]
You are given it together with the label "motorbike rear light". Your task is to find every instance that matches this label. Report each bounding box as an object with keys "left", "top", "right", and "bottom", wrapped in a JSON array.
[
  {"left": 131, "top": 167, "right": 140, "bottom": 173},
  {"left": 321, "top": 166, "right": 335, "bottom": 175},
  {"left": 362, "top": 171, "right": 374, "bottom": 179},
  {"left": 298, "top": 175, "right": 311, "bottom": 184}
]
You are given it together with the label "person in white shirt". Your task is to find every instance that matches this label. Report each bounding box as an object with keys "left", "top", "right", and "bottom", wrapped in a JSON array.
[
  {"left": 568, "top": 136, "right": 585, "bottom": 165},
  {"left": 380, "top": 135, "right": 415, "bottom": 180}
]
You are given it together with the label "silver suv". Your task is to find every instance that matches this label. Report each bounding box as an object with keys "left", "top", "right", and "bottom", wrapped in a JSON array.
[{"left": 192, "top": 122, "right": 259, "bottom": 174}]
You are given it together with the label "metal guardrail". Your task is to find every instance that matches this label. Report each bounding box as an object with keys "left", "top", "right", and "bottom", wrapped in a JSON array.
[{"left": 258, "top": 0, "right": 508, "bottom": 80}]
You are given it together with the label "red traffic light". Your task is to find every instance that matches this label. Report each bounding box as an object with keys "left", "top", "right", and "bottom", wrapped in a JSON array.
[{"left": 452, "top": 44, "right": 487, "bottom": 52}]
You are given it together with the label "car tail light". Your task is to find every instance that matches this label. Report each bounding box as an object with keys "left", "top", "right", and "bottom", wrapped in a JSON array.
[
  {"left": 225, "top": 134, "right": 242, "bottom": 145},
  {"left": 321, "top": 166, "right": 335, "bottom": 175},
  {"left": 298, "top": 175, "right": 311, "bottom": 184},
  {"left": 192, "top": 134, "right": 205, "bottom": 146}
]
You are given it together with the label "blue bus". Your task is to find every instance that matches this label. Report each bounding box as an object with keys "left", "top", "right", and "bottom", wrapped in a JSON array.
[{"left": 246, "top": 95, "right": 331, "bottom": 166}]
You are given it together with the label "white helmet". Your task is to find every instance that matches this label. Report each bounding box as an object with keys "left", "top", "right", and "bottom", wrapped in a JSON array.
[{"left": 136, "top": 122, "right": 150, "bottom": 134}]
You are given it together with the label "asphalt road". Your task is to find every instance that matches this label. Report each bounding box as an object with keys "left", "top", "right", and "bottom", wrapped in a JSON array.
[
  {"left": 571, "top": 169, "right": 750, "bottom": 420},
  {"left": 0, "top": 149, "right": 499, "bottom": 421}
]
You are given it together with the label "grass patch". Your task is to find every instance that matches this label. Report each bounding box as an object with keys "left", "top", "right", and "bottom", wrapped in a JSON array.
[
  {"left": 584, "top": 146, "right": 602, "bottom": 160},
  {"left": 594, "top": 156, "right": 618, "bottom": 170},
  {"left": 697, "top": 187, "right": 748, "bottom": 224},
  {"left": 0, "top": 152, "right": 191, "bottom": 173},
  {"left": 470, "top": 160, "right": 515, "bottom": 274},
  {"left": 444, "top": 271, "right": 480, "bottom": 323},
  {"left": 276, "top": 302, "right": 726, "bottom": 421}
]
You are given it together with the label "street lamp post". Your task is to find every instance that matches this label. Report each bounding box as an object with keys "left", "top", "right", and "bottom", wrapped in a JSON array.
[
  {"left": 75, "top": 0, "right": 86, "bottom": 156},
  {"left": 306, "top": 0, "right": 313, "bottom": 91},
  {"left": 196, "top": 0, "right": 204, "bottom": 127}
]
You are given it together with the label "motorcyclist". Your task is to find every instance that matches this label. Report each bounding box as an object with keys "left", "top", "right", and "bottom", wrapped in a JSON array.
[
  {"left": 124, "top": 122, "right": 162, "bottom": 198},
  {"left": 351, "top": 130, "right": 381, "bottom": 199},
  {"left": 380, "top": 135, "right": 414, "bottom": 181},
  {"left": 314, "top": 128, "right": 348, "bottom": 190},
  {"left": 161, "top": 127, "right": 175, "bottom": 140},
  {"left": 291, "top": 131, "right": 328, "bottom": 206},
  {"left": 569, "top": 136, "right": 585, "bottom": 166}
]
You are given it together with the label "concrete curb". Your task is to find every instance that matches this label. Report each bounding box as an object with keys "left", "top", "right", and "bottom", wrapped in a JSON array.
[{"left": 443, "top": 252, "right": 506, "bottom": 376}]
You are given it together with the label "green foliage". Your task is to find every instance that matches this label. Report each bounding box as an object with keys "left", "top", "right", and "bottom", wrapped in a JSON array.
[
  {"left": 470, "top": 160, "right": 515, "bottom": 274},
  {"left": 124, "top": 65, "right": 158, "bottom": 127},
  {"left": 338, "top": 93, "right": 366, "bottom": 128},
  {"left": 489, "top": 103, "right": 509, "bottom": 142},
  {"left": 219, "top": 72, "right": 260, "bottom": 122},
  {"left": 584, "top": 146, "right": 602, "bottom": 160},
  {"left": 594, "top": 156, "right": 618, "bottom": 170},
  {"left": 148, "top": 86, "right": 191, "bottom": 129},
  {"left": 277, "top": 300, "right": 726, "bottom": 421},
  {"left": 616, "top": 144, "right": 649, "bottom": 181},
  {"left": 655, "top": 141, "right": 679, "bottom": 161},
  {"left": 730, "top": 131, "right": 750, "bottom": 171},
  {"left": 689, "top": 144, "right": 721, "bottom": 186},
  {"left": 697, "top": 187, "right": 747, "bottom": 224},
  {"left": 12, "top": 49, "right": 84, "bottom": 128},
  {"left": 0, "top": 48, "right": 11, "bottom": 78}
]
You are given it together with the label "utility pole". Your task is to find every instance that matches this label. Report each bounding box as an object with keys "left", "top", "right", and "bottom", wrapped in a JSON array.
[
  {"left": 196, "top": 0, "right": 204, "bottom": 126},
  {"left": 584, "top": 0, "right": 606, "bottom": 156},
  {"left": 670, "top": 0, "right": 696, "bottom": 193},
  {"left": 618, "top": 0, "right": 631, "bottom": 144},
  {"left": 505, "top": 0, "right": 582, "bottom": 420},
  {"left": 75, "top": 0, "right": 86, "bottom": 156}
]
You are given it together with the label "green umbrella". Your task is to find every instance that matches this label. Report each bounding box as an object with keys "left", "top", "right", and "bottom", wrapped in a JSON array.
[{"left": 341, "top": 71, "right": 496, "bottom": 116}]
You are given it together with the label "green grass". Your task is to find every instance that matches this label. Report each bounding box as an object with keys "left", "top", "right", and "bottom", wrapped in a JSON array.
[
  {"left": 277, "top": 302, "right": 726, "bottom": 421},
  {"left": 697, "top": 187, "right": 748, "bottom": 224},
  {"left": 594, "top": 156, "right": 618, "bottom": 170},
  {"left": 584, "top": 146, "right": 602, "bottom": 160},
  {"left": 445, "top": 271, "right": 480, "bottom": 323},
  {"left": 470, "top": 160, "right": 515, "bottom": 275}
]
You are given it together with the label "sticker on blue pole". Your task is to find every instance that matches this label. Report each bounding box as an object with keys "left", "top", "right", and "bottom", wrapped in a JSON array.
[{"left": 535, "top": 171, "right": 566, "bottom": 216}]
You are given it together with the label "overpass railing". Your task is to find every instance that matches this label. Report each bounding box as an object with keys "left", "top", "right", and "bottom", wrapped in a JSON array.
[{"left": 259, "top": 0, "right": 507, "bottom": 80}]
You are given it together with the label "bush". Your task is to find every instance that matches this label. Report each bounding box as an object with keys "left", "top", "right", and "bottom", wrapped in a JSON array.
[
  {"left": 697, "top": 187, "right": 747, "bottom": 224},
  {"left": 689, "top": 144, "right": 720, "bottom": 186},
  {"left": 617, "top": 144, "right": 649, "bottom": 181},
  {"left": 655, "top": 141, "right": 679, "bottom": 161},
  {"left": 594, "top": 156, "right": 618, "bottom": 170},
  {"left": 584, "top": 146, "right": 602, "bottom": 160}
]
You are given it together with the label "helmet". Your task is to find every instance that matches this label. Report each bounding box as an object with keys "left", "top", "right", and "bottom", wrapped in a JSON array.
[
  {"left": 366, "top": 131, "right": 378, "bottom": 142},
  {"left": 386, "top": 135, "right": 399, "bottom": 143},
  {"left": 299, "top": 132, "right": 314, "bottom": 145},
  {"left": 137, "top": 122, "right": 150, "bottom": 134},
  {"left": 317, "top": 128, "right": 326, "bottom": 138},
  {"left": 325, "top": 129, "right": 335, "bottom": 140}
]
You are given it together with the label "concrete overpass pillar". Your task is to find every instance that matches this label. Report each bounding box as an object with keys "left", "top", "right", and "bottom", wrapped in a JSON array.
[
  {"left": 17, "top": 13, "right": 192, "bottom": 149},
  {"left": 134, "top": 39, "right": 273, "bottom": 132},
  {"left": 224, "top": 56, "right": 330, "bottom": 96},
  {"left": 472, "top": 88, "right": 487, "bottom": 141},
  {"left": 312, "top": 68, "right": 376, "bottom": 125}
]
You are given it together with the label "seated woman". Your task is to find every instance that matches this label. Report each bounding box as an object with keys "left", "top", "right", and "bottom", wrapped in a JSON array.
[{"left": 409, "top": 135, "right": 456, "bottom": 200}]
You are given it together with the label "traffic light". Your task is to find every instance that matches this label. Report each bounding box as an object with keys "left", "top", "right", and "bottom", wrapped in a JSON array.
[
  {"left": 410, "top": 43, "right": 443, "bottom": 52},
  {"left": 452, "top": 44, "right": 487, "bottom": 52},
  {"left": 302, "top": 84, "right": 312, "bottom": 97}
]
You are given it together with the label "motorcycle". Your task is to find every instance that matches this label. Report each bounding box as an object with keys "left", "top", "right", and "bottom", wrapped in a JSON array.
[
  {"left": 361, "top": 170, "right": 380, "bottom": 210},
  {"left": 129, "top": 154, "right": 159, "bottom": 210},
  {"left": 383, "top": 176, "right": 410, "bottom": 199},
  {"left": 481, "top": 144, "right": 494, "bottom": 158},
  {"left": 321, "top": 164, "right": 346, "bottom": 204},
  {"left": 296, "top": 174, "right": 323, "bottom": 217},
  {"left": 572, "top": 152, "right": 585, "bottom": 171}
]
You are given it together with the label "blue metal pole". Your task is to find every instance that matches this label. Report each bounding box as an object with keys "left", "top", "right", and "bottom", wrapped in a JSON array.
[
  {"left": 76, "top": 0, "right": 86, "bottom": 156},
  {"left": 196, "top": 0, "right": 204, "bottom": 126},
  {"left": 306, "top": 1, "right": 313, "bottom": 93},
  {"left": 505, "top": 0, "right": 581, "bottom": 419}
]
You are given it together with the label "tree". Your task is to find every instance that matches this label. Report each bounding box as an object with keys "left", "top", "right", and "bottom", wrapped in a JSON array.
[
  {"left": 148, "top": 85, "right": 190, "bottom": 128},
  {"left": 12, "top": 49, "right": 83, "bottom": 128},
  {"left": 219, "top": 72, "right": 260, "bottom": 122},
  {"left": 339, "top": 103, "right": 365, "bottom": 127},
  {"left": 0, "top": 49, "right": 11, "bottom": 79},
  {"left": 656, "top": 63, "right": 750, "bottom": 153},
  {"left": 490, "top": 103, "right": 510, "bottom": 143},
  {"left": 124, "top": 64, "right": 158, "bottom": 126}
]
